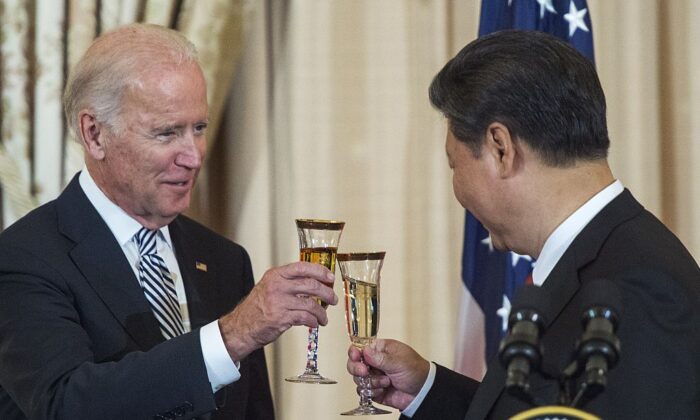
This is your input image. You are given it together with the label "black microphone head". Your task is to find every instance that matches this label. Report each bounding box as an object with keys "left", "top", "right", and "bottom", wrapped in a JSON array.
[
  {"left": 578, "top": 279, "right": 623, "bottom": 329},
  {"left": 508, "top": 284, "right": 551, "bottom": 331},
  {"left": 500, "top": 284, "right": 551, "bottom": 401}
]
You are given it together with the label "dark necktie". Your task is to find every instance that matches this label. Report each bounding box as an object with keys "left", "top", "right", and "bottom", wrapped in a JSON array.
[{"left": 133, "top": 227, "right": 185, "bottom": 339}]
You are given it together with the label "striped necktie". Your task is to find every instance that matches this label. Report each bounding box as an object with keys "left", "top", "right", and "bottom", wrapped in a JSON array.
[{"left": 134, "top": 227, "right": 185, "bottom": 339}]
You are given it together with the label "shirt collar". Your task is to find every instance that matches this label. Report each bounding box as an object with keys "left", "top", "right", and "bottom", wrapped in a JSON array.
[
  {"left": 532, "top": 180, "right": 624, "bottom": 286},
  {"left": 79, "top": 167, "right": 172, "bottom": 248}
]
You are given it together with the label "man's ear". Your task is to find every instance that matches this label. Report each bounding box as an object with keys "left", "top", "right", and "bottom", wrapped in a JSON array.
[
  {"left": 78, "top": 110, "right": 107, "bottom": 160},
  {"left": 484, "top": 122, "right": 519, "bottom": 178}
]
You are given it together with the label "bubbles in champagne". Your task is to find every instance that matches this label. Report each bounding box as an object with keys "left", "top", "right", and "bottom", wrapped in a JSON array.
[
  {"left": 300, "top": 247, "right": 337, "bottom": 271},
  {"left": 343, "top": 276, "right": 379, "bottom": 348},
  {"left": 300, "top": 247, "right": 337, "bottom": 308}
]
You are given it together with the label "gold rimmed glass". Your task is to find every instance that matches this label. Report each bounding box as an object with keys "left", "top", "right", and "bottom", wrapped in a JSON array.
[
  {"left": 338, "top": 252, "right": 391, "bottom": 415},
  {"left": 285, "top": 219, "right": 344, "bottom": 384}
]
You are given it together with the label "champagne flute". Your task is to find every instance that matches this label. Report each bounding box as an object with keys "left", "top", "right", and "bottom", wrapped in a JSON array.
[
  {"left": 337, "top": 252, "right": 391, "bottom": 416},
  {"left": 285, "top": 219, "right": 344, "bottom": 384}
]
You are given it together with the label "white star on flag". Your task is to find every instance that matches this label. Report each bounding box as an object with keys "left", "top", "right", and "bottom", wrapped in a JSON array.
[
  {"left": 497, "top": 294, "right": 512, "bottom": 332},
  {"left": 481, "top": 235, "right": 495, "bottom": 252},
  {"left": 510, "top": 252, "right": 532, "bottom": 267},
  {"left": 564, "top": 0, "right": 590, "bottom": 37},
  {"left": 536, "top": 0, "right": 557, "bottom": 19}
]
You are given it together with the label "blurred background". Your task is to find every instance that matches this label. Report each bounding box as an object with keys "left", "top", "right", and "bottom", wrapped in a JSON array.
[{"left": 1, "top": 0, "right": 699, "bottom": 418}]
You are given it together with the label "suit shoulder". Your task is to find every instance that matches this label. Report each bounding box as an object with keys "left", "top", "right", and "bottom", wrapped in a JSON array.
[
  {"left": 592, "top": 209, "right": 700, "bottom": 299},
  {"left": 173, "top": 215, "right": 248, "bottom": 256},
  {"left": 607, "top": 210, "right": 698, "bottom": 270},
  {"left": 0, "top": 200, "right": 60, "bottom": 248}
]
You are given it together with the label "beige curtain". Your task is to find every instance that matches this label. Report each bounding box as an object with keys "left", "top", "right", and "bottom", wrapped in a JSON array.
[
  {"left": 588, "top": 0, "right": 700, "bottom": 258},
  {"left": 0, "top": 0, "right": 243, "bottom": 229},
  {"left": 3, "top": 0, "right": 700, "bottom": 419},
  {"left": 217, "top": 2, "right": 471, "bottom": 418}
]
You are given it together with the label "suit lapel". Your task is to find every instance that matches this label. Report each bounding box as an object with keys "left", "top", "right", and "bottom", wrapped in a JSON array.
[
  {"left": 541, "top": 190, "right": 642, "bottom": 333},
  {"left": 467, "top": 190, "right": 644, "bottom": 419},
  {"left": 169, "top": 218, "right": 220, "bottom": 329},
  {"left": 466, "top": 230, "right": 585, "bottom": 419},
  {"left": 169, "top": 218, "right": 236, "bottom": 413},
  {"left": 58, "top": 175, "right": 164, "bottom": 350},
  {"left": 465, "top": 359, "right": 505, "bottom": 419}
]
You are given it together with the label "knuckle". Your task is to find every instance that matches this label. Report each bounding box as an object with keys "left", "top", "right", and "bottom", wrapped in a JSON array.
[
  {"left": 263, "top": 267, "right": 277, "bottom": 279},
  {"left": 292, "top": 261, "right": 310, "bottom": 275},
  {"left": 309, "top": 278, "right": 323, "bottom": 293}
]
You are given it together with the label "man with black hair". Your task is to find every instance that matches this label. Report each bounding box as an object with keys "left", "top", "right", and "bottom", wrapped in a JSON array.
[{"left": 347, "top": 30, "right": 700, "bottom": 419}]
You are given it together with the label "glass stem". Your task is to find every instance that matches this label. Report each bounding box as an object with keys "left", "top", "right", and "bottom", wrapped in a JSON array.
[
  {"left": 359, "top": 353, "right": 374, "bottom": 407},
  {"left": 304, "top": 326, "right": 320, "bottom": 373}
]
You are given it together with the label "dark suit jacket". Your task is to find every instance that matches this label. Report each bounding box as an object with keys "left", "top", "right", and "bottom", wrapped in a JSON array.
[
  {"left": 409, "top": 190, "right": 700, "bottom": 419},
  {"left": 0, "top": 175, "right": 274, "bottom": 420}
]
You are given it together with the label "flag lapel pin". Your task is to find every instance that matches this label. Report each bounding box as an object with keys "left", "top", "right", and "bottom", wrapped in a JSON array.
[{"left": 195, "top": 261, "right": 208, "bottom": 272}]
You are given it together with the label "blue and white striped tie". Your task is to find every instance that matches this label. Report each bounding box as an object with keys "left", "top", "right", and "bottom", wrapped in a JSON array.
[{"left": 134, "top": 227, "right": 185, "bottom": 339}]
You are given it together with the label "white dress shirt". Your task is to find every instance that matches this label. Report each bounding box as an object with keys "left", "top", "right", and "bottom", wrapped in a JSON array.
[
  {"left": 403, "top": 180, "right": 624, "bottom": 417},
  {"left": 79, "top": 169, "right": 240, "bottom": 392}
]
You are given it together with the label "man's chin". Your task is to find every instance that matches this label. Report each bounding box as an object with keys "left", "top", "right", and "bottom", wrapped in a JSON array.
[
  {"left": 165, "top": 191, "right": 192, "bottom": 212},
  {"left": 493, "top": 243, "right": 507, "bottom": 252},
  {"left": 489, "top": 235, "right": 510, "bottom": 253},
  {"left": 165, "top": 202, "right": 190, "bottom": 219},
  {"left": 151, "top": 199, "right": 191, "bottom": 226}
]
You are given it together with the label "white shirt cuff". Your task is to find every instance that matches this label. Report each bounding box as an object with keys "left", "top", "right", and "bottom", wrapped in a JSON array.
[
  {"left": 200, "top": 320, "right": 241, "bottom": 392},
  {"left": 401, "top": 362, "right": 436, "bottom": 417}
]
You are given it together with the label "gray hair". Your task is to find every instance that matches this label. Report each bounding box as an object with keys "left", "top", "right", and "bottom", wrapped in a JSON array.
[{"left": 63, "top": 23, "right": 200, "bottom": 139}]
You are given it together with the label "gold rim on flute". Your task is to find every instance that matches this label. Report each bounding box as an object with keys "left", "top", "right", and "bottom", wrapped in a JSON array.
[
  {"left": 295, "top": 219, "right": 345, "bottom": 230},
  {"left": 337, "top": 252, "right": 386, "bottom": 261}
]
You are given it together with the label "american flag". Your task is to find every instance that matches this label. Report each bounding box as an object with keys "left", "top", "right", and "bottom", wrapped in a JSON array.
[{"left": 454, "top": 0, "right": 595, "bottom": 380}]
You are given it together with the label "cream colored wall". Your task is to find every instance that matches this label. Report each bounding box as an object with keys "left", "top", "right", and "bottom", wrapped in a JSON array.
[
  {"left": 221, "top": 2, "right": 468, "bottom": 418},
  {"left": 590, "top": 0, "right": 700, "bottom": 256}
]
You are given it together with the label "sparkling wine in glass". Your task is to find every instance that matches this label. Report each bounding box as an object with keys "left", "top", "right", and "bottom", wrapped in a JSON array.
[
  {"left": 338, "top": 252, "right": 391, "bottom": 416},
  {"left": 285, "top": 219, "right": 344, "bottom": 384}
]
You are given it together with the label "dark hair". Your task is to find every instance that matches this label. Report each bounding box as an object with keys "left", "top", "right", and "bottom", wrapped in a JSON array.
[{"left": 429, "top": 29, "right": 609, "bottom": 166}]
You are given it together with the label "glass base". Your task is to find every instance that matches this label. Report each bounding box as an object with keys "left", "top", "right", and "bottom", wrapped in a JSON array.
[
  {"left": 341, "top": 405, "right": 392, "bottom": 416},
  {"left": 284, "top": 371, "right": 337, "bottom": 384}
]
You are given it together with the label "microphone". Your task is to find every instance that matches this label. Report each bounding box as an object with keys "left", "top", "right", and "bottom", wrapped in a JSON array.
[
  {"left": 571, "top": 279, "right": 623, "bottom": 408},
  {"left": 499, "top": 285, "right": 551, "bottom": 405}
]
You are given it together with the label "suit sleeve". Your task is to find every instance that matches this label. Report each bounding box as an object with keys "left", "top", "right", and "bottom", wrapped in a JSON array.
[
  {"left": 0, "top": 245, "right": 217, "bottom": 420},
  {"left": 404, "top": 364, "right": 480, "bottom": 420},
  {"left": 243, "top": 348, "right": 274, "bottom": 419},
  {"left": 238, "top": 246, "right": 275, "bottom": 419}
]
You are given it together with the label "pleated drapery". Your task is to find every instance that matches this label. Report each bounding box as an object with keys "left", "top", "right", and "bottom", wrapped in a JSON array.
[{"left": 0, "top": 0, "right": 244, "bottom": 228}]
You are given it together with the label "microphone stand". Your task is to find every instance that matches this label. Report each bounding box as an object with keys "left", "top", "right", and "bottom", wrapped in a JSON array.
[
  {"left": 505, "top": 279, "right": 623, "bottom": 418},
  {"left": 557, "top": 306, "right": 621, "bottom": 409},
  {"left": 570, "top": 315, "right": 620, "bottom": 408}
]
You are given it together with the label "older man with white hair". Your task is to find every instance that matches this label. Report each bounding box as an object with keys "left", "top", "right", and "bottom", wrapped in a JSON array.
[{"left": 0, "top": 23, "right": 337, "bottom": 420}]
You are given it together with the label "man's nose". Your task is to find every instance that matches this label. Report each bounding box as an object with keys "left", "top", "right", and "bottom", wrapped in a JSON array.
[{"left": 175, "top": 134, "right": 205, "bottom": 169}]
